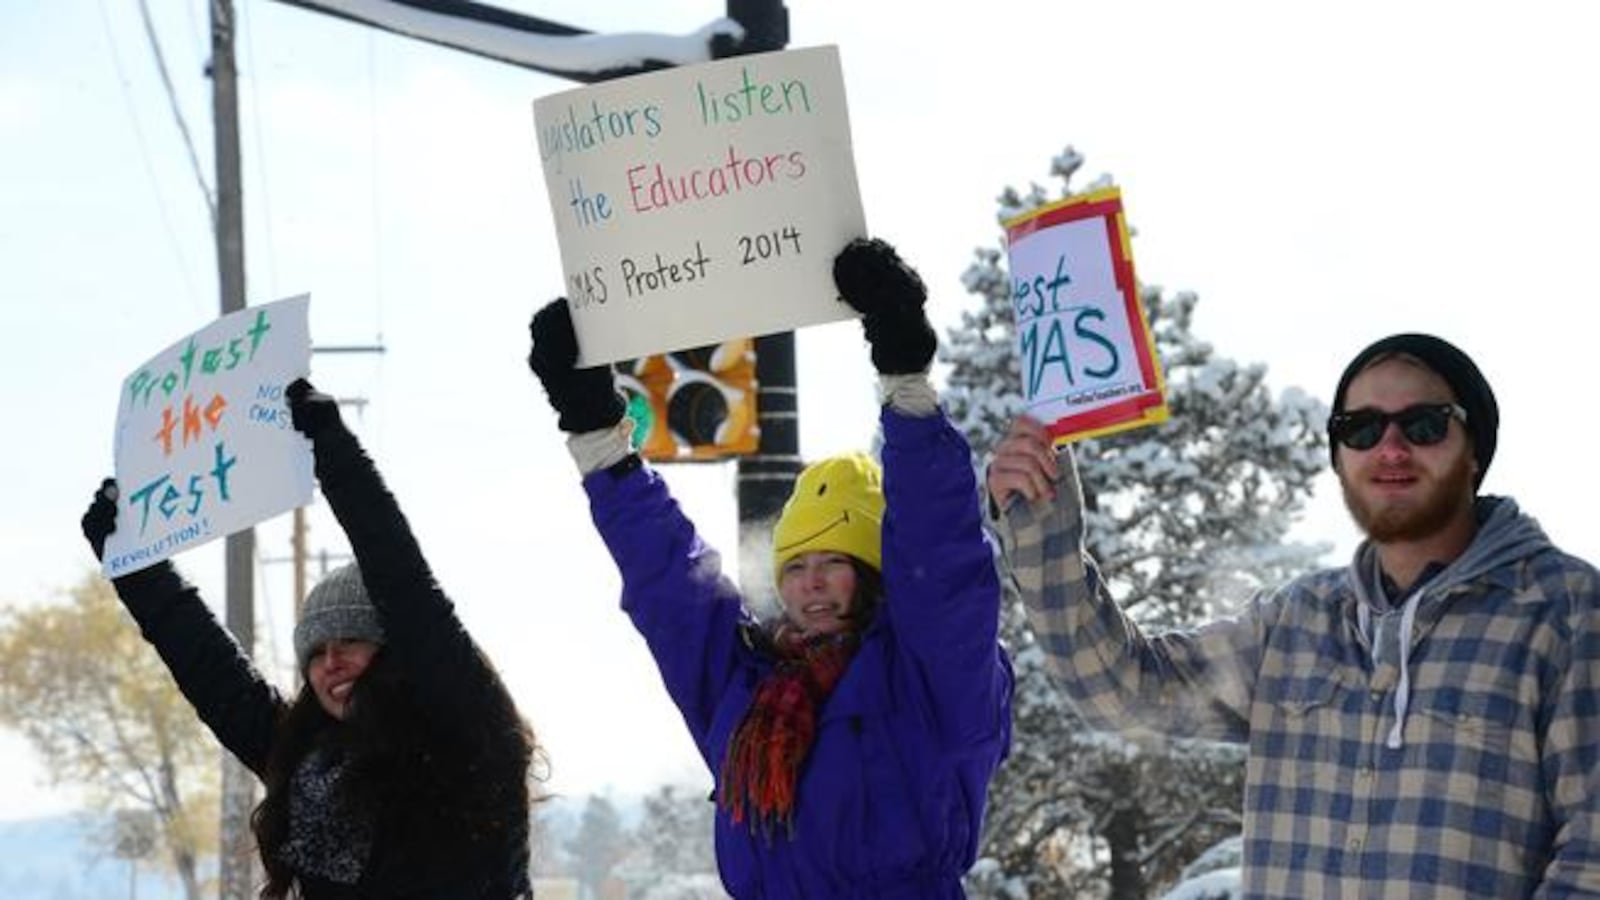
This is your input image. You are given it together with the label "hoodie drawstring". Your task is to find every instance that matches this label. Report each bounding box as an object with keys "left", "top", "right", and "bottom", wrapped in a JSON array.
[
  {"left": 1357, "top": 588, "right": 1424, "bottom": 750},
  {"left": 1385, "top": 591, "right": 1422, "bottom": 749}
]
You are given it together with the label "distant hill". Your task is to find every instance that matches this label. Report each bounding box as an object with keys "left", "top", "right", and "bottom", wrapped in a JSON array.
[
  {"left": 0, "top": 815, "right": 188, "bottom": 900},
  {"left": 0, "top": 792, "right": 643, "bottom": 899}
]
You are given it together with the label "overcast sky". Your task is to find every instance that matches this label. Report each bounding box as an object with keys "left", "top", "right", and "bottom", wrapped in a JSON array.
[{"left": 3, "top": 1, "right": 1598, "bottom": 820}]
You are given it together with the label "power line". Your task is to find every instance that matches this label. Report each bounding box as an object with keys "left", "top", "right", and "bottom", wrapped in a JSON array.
[
  {"left": 365, "top": 30, "right": 385, "bottom": 342},
  {"left": 95, "top": 0, "right": 205, "bottom": 316},
  {"left": 239, "top": 0, "right": 282, "bottom": 297},
  {"left": 135, "top": 0, "right": 217, "bottom": 225},
  {"left": 253, "top": 539, "right": 285, "bottom": 677}
]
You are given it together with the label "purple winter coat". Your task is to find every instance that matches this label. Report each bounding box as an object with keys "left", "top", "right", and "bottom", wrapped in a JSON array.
[{"left": 585, "top": 408, "right": 1013, "bottom": 898}]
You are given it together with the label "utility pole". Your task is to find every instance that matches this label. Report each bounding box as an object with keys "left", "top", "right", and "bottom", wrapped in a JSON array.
[
  {"left": 272, "top": 390, "right": 374, "bottom": 615},
  {"left": 291, "top": 506, "right": 307, "bottom": 610},
  {"left": 717, "top": 0, "right": 796, "bottom": 604},
  {"left": 281, "top": 504, "right": 354, "bottom": 611},
  {"left": 264, "top": 509, "right": 354, "bottom": 629},
  {"left": 209, "top": 1, "right": 256, "bottom": 897}
]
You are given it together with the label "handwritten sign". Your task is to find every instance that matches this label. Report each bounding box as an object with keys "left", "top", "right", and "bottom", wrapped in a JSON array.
[
  {"left": 102, "top": 295, "right": 314, "bottom": 577},
  {"left": 1004, "top": 188, "right": 1168, "bottom": 443},
  {"left": 534, "top": 45, "right": 866, "bottom": 365}
]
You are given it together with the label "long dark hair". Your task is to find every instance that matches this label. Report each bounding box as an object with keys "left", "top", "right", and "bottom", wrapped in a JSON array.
[
  {"left": 843, "top": 558, "right": 884, "bottom": 632},
  {"left": 251, "top": 649, "right": 539, "bottom": 899},
  {"left": 251, "top": 679, "right": 334, "bottom": 899}
]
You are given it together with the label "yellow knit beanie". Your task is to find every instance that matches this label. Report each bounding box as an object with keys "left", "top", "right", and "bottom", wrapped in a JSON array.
[{"left": 771, "top": 452, "right": 885, "bottom": 584}]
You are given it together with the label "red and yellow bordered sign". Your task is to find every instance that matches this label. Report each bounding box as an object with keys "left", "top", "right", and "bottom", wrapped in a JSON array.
[{"left": 1003, "top": 187, "right": 1168, "bottom": 444}]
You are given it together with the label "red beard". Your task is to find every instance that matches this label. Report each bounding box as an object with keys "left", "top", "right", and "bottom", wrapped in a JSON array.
[{"left": 1341, "top": 446, "right": 1475, "bottom": 543}]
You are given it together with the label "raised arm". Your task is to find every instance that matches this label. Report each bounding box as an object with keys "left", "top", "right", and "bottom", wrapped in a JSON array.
[
  {"left": 881, "top": 408, "right": 1011, "bottom": 745},
  {"left": 586, "top": 461, "right": 755, "bottom": 760},
  {"left": 82, "top": 481, "right": 283, "bottom": 775},
  {"left": 284, "top": 380, "right": 515, "bottom": 724},
  {"left": 528, "top": 299, "right": 754, "bottom": 761},
  {"left": 834, "top": 238, "right": 1011, "bottom": 746},
  {"left": 987, "top": 418, "right": 1261, "bottom": 742}
]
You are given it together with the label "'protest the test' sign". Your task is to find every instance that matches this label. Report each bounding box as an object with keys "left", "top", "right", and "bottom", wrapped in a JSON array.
[
  {"left": 102, "top": 295, "right": 314, "bottom": 578},
  {"left": 534, "top": 45, "right": 866, "bottom": 366},
  {"left": 1004, "top": 188, "right": 1169, "bottom": 443}
]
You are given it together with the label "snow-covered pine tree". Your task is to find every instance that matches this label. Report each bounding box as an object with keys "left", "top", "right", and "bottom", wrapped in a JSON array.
[
  {"left": 620, "top": 781, "right": 716, "bottom": 877},
  {"left": 952, "top": 148, "right": 1329, "bottom": 899},
  {"left": 566, "top": 794, "right": 631, "bottom": 899}
]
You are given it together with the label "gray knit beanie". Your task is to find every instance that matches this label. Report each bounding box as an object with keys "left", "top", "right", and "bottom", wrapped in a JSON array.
[{"left": 294, "top": 562, "right": 385, "bottom": 670}]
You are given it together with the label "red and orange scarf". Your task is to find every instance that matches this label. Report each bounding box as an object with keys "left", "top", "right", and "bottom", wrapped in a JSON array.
[{"left": 718, "top": 626, "right": 860, "bottom": 837}]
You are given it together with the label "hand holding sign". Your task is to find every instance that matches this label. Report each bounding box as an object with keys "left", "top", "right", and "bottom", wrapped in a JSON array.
[
  {"left": 833, "top": 238, "right": 936, "bottom": 375},
  {"left": 286, "top": 378, "right": 343, "bottom": 439},
  {"left": 986, "top": 415, "right": 1061, "bottom": 509},
  {"left": 81, "top": 479, "right": 119, "bottom": 563},
  {"left": 527, "top": 298, "right": 627, "bottom": 434}
]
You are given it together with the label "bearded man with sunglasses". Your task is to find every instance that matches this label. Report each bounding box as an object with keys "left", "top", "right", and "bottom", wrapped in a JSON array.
[{"left": 984, "top": 332, "right": 1600, "bottom": 898}]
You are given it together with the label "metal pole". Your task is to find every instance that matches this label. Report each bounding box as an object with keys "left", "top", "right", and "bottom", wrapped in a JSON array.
[
  {"left": 736, "top": 333, "right": 800, "bottom": 603},
  {"left": 719, "top": 0, "right": 795, "bottom": 604},
  {"left": 210, "top": 1, "right": 256, "bottom": 896},
  {"left": 292, "top": 506, "right": 308, "bottom": 613}
]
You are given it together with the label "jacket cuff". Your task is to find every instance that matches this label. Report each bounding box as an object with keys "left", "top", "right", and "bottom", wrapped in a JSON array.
[
  {"left": 566, "top": 418, "right": 635, "bottom": 475},
  {"left": 879, "top": 372, "right": 939, "bottom": 417}
]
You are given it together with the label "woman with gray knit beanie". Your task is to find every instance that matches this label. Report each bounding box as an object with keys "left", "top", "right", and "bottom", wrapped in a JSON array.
[{"left": 81, "top": 379, "right": 539, "bottom": 899}]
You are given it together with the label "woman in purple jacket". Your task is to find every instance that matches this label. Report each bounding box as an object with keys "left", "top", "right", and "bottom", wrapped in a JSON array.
[{"left": 528, "top": 239, "right": 1013, "bottom": 898}]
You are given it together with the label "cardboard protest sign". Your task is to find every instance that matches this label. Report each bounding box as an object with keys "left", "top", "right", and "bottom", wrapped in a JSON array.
[
  {"left": 102, "top": 295, "right": 314, "bottom": 577},
  {"left": 1004, "top": 188, "right": 1168, "bottom": 443},
  {"left": 534, "top": 45, "right": 866, "bottom": 365}
]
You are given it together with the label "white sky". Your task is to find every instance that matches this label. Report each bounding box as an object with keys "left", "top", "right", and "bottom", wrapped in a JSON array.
[{"left": 3, "top": 1, "right": 1598, "bottom": 821}]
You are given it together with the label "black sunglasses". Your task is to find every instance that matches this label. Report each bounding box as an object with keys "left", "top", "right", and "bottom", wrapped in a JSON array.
[{"left": 1328, "top": 402, "right": 1467, "bottom": 451}]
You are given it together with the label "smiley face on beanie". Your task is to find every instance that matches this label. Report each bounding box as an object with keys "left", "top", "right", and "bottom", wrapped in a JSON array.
[{"left": 771, "top": 452, "right": 886, "bottom": 584}]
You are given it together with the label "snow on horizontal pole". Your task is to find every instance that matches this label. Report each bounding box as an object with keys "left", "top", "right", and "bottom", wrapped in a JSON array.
[{"left": 272, "top": 0, "right": 744, "bottom": 81}]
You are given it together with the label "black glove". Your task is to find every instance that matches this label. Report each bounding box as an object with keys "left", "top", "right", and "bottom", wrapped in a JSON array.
[
  {"left": 81, "top": 478, "right": 118, "bottom": 562},
  {"left": 286, "top": 378, "right": 342, "bottom": 439},
  {"left": 832, "top": 238, "right": 937, "bottom": 375},
  {"left": 527, "top": 298, "right": 626, "bottom": 433}
]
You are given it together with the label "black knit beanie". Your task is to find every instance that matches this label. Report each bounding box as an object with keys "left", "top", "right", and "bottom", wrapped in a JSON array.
[{"left": 1329, "top": 333, "right": 1498, "bottom": 488}]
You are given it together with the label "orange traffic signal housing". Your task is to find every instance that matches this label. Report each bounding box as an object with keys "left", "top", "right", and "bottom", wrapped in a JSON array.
[{"left": 613, "top": 340, "right": 759, "bottom": 461}]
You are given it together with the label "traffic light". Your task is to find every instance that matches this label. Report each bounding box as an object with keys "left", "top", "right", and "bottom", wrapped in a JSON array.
[{"left": 613, "top": 340, "right": 759, "bottom": 461}]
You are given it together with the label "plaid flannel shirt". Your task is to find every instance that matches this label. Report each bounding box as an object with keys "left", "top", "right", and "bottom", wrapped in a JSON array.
[{"left": 989, "top": 449, "right": 1600, "bottom": 899}]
